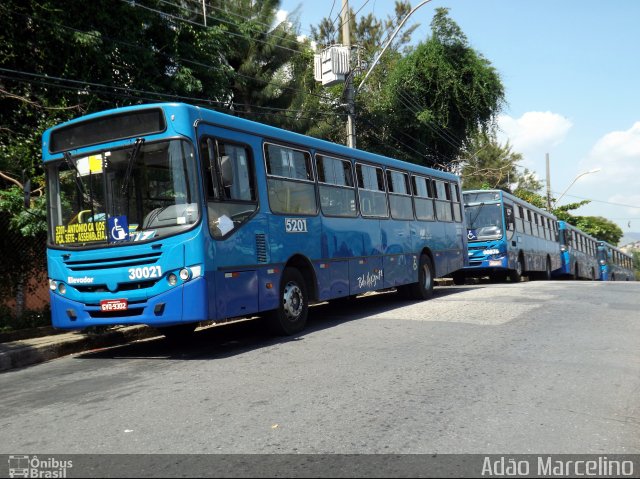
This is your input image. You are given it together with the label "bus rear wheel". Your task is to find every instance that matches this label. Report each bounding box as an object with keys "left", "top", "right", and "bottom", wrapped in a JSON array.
[
  {"left": 267, "top": 267, "right": 308, "bottom": 335},
  {"left": 408, "top": 254, "right": 434, "bottom": 300}
]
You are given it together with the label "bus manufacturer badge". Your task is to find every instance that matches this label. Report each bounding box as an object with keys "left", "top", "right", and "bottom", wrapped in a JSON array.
[{"left": 285, "top": 218, "right": 308, "bottom": 233}]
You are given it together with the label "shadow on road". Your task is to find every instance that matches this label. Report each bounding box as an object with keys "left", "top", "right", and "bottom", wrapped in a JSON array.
[{"left": 74, "top": 285, "right": 472, "bottom": 363}]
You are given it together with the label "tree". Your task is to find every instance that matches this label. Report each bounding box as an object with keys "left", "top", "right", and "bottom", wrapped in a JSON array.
[
  {"left": 460, "top": 132, "right": 522, "bottom": 190},
  {"left": 214, "top": 0, "right": 309, "bottom": 127},
  {"left": 632, "top": 250, "right": 640, "bottom": 280},
  {"left": 570, "top": 216, "right": 624, "bottom": 246},
  {"left": 377, "top": 8, "right": 505, "bottom": 167},
  {"left": 303, "top": 1, "right": 417, "bottom": 146}
]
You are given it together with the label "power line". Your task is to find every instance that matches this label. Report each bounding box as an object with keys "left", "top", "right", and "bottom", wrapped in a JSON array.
[
  {"left": 127, "top": 0, "right": 305, "bottom": 56},
  {"left": 551, "top": 191, "right": 640, "bottom": 210},
  {"left": 0, "top": 68, "right": 347, "bottom": 121}
]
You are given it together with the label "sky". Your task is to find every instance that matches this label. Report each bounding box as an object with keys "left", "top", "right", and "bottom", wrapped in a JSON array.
[{"left": 278, "top": 0, "right": 640, "bottom": 238}]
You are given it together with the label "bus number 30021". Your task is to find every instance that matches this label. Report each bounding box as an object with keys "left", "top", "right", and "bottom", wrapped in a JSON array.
[{"left": 128, "top": 266, "right": 163, "bottom": 280}]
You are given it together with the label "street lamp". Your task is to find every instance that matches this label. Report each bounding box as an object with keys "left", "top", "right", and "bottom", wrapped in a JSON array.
[{"left": 553, "top": 168, "right": 601, "bottom": 208}]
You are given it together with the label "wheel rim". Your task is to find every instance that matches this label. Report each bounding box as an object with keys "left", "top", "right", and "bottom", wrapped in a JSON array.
[
  {"left": 282, "top": 281, "right": 304, "bottom": 321},
  {"left": 516, "top": 259, "right": 523, "bottom": 276}
]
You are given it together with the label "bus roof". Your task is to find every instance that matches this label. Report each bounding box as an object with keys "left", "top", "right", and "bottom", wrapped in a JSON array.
[
  {"left": 43, "top": 102, "right": 459, "bottom": 182},
  {"left": 463, "top": 189, "right": 557, "bottom": 219}
]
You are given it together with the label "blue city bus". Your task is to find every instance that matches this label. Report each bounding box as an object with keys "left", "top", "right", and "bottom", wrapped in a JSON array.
[
  {"left": 42, "top": 103, "right": 466, "bottom": 339},
  {"left": 597, "top": 241, "right": 635, "bottom": 281},
  {"left": 452, "top": 189, "right": 561, "bottom": 284},
  {"left": 553, "top": 221, "right": 600, "bottom": 280}
]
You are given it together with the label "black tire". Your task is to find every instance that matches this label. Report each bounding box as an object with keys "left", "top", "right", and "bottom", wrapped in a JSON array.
[
  {"left": 490, "top": 272, "right": 507, "bottom": 283},
  {"left": 408, "top": 254, "right": 434, "bottom": 300},
  {"left": 451, "top": 272, "right": 466, "bottom": 285},
  {"left": 267, "top": 267, "right": 308, "bottom": 335},
  {"left": 574, "top": 264, "right": 580, "bottom": 280},
  {"left": 541, "top": 257, "right": 552, "bottom": 281},
  {"left": 509, "top": 256, "right": 524, "bottom": 283},
  {"left": 157, "top": 323, "right": 197, "bottom": 344}
]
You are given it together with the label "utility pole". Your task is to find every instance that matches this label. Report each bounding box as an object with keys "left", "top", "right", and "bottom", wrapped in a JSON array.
[
  {"left": 546, "top": 153, "right": 552, "bottom": 211},
  {"left": 342, "top": 0, "right": 356, "bottom": 148}
]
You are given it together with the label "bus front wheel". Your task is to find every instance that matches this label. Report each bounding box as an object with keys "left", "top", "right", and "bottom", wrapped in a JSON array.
[
  {"left": 267, "top": 267, "right": 309, "bottom": 335},
  {"left": 509, "top": 257, "right": 523, "bottom": 283}
]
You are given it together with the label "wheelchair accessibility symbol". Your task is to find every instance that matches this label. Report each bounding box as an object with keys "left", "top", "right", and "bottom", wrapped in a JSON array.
[
  {"left": 108, "top": 215, "right": 129, "bottom": 242},
  {"left": 467, "top": 229, "right": 478, "bottom": 240}
]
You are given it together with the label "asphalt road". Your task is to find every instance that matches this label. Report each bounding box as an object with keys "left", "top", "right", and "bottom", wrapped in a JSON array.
[{"left": 0, "top": 281, "right": 638, "bottom": 469}]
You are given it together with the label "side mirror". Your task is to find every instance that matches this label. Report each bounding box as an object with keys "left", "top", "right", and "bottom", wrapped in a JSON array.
[{"left": 23, "top": 178, "right": 31, "bottom": 209}]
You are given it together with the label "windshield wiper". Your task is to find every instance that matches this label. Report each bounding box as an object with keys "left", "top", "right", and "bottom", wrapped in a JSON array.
[
  {"left": 467, "top": 202, "right": 486, "bottom": 229},
  {"left": 121, "top": 138, "right": 145, "bottom": 196},
  {"left": 62, "top": 151, "right": 85, "bottom": 196}
]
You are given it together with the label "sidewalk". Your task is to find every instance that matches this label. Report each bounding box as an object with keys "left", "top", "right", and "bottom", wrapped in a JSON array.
[{"left": 0, "top": 325, "right": 160, "bottom": 373}]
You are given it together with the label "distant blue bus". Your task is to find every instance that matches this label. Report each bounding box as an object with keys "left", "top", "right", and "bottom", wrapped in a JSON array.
[
  {"left": 452, "top": 189, "right": 561, "bottom": 283},
  {"left": 42, "top": 103, "right": 466, "bottom": 339},
  {"left": 597, "top": 241, "right": 635, "bottom": 281},
  {"left": 554, "top": 221, "right": 600, "bottom": 280}
]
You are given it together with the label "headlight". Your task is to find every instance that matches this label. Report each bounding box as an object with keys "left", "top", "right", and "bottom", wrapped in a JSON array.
[
  {"left": 49, "top": 279, "right": 58, "bottom": 291},
  {"left": 58, "top": 283, "right": 67, "bottom": 295},
  {"left": 167, "top": 273, "right": 178, "bottom": 286},
  {"left": 179, "top": 268, "right": 191, "bottom": 281}
]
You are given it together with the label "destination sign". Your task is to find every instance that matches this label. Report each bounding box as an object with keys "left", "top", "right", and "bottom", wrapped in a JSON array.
[{"left": 55, "top": 221, "right": 107, "bottom": 245}]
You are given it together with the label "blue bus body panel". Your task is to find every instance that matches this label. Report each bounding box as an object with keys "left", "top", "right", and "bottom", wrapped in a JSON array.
[{"left": 51, "top": 276, "right": 207, "bottom": 329}]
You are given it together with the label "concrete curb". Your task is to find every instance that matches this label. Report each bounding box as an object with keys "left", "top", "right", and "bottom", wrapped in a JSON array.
[{"left": 0, "top": 325, "right": 160, "bottom": 373}]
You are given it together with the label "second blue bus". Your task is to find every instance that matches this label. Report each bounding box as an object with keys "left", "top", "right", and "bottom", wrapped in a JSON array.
[{"left": 452, "top": 189, "right": 561, "bottom": 284}]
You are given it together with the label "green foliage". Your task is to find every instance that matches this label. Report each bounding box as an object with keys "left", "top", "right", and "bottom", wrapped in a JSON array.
[
  {"left": 567, "top": 216, "right": 624, "bottom": 246},
  {"left": 632, "top": 250, "right": 640, "bottom": 280},
  {"left": 378, "top": 8, "right": 505, "bottom": 167},
  {"left": 0, "top": 185, "right": 47, "bottom": 237},
  {"left": 0, "top": 304, "right": 50, "bottom": 333},
  {"left": 461, "top": 132, "right": 522, "bottom": 190}
]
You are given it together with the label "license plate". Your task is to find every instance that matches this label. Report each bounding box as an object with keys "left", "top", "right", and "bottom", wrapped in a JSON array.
[{"left": 100, "top": 299, "right": 128, "bottom": 312}]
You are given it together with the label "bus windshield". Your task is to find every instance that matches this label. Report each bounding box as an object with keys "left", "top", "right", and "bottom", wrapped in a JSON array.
[
  {"left": 465, "top": 203, "right": 504, "bottom": 241},
  {"left": 47, "top": 139, "right": 200, "bottom": 247}
]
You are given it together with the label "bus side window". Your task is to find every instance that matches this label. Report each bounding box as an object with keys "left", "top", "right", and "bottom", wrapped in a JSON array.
[
  {"left": 434, "top": 180, "right": 452, "bottom": 222},
  {"left": 412, "top": 175, "right": 435, "bottom": 221},
  {"left": 316, "top": 154, "right": 357, "bottom": 217},
  {"left": 356, "top": 163, "right": 388, "bottom": 217},
  {"left": 515, "top": 206, "right": 524, "bottom": 233},
  {"left": 265, "top": 143, "right": 317, "bottom": 215},
  {"left": 200, "top": 137, "right": 258, "bottom": 238},
  {"left": 505, "top": 204, "right": 515, "bottom": 231},
  {"left": 452, "top": 183, "right": 462, "bottom": 223},
  {"left": 386, "top": 169, "right": 413, "bottom": 220}
]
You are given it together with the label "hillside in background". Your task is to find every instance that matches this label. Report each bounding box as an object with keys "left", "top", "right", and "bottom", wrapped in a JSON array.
[{"left": 620, "top": 232, "right": 640, "bottom": 248}]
